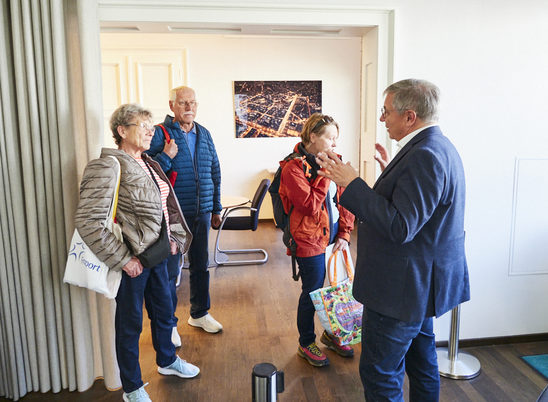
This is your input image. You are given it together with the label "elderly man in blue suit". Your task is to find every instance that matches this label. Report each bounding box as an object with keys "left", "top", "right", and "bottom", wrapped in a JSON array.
[{"left": 317, "top": 79, "right": 470, "bottom": 401}]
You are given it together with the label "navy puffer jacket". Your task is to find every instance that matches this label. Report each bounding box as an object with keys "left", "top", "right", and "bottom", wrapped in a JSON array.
[{"left": 146, "top": 115, "right": 222, "bottom": 217}]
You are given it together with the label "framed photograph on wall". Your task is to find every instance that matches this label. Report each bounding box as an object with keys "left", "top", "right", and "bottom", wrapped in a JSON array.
[{"left": 233, "top": 80, "right": 322, "bottom": 138}]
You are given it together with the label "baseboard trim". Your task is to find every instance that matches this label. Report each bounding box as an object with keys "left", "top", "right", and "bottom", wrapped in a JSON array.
[{"left": 436, "top": 333, "right": 548, "bottom": 348}]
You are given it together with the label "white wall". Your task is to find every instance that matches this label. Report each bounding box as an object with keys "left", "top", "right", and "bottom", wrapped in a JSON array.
[
  {"left": 101, "top": 33, "right": 362, "bottom": 219},
  {"left": 98, "top": 0, "right": 548, "bottom": 341},
  {"left": 384, "top": 0, "right": 548, "bottom": 340}
]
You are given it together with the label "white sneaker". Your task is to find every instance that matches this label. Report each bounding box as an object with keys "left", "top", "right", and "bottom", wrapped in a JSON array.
[
  {"left": 122, "top": 383, "right": 151, "bottom": 402},
  {"left": 187, "top": 313, "right": 223, "bottom": 333},
  {"left": 171, "top": 326, "right": 181, "bottom": 348},
  {"left": 158, "top": 356, "right": 200, "bottom": 378}
]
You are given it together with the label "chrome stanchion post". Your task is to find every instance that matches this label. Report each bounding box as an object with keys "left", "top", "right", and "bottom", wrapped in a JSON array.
[
  {"left": 252, "top": 363, "right": 284, "bottom": 401},
  {"left": 436, "top": 305, "right": 481, "bottom": 379}
]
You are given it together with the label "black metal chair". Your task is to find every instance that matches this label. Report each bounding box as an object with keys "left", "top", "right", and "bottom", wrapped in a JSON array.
[{"left": 213, "top": 179, "right": 270, "bottom": 266}]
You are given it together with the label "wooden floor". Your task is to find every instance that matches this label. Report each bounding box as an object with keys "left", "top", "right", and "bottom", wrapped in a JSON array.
[{"left": 4, "top": 222, "right": 548, "bottom": 401}]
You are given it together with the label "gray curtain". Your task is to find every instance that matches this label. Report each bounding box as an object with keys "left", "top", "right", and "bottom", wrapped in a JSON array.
[{"left": 0, "top": 0, "right": 119, "bottom": 400}]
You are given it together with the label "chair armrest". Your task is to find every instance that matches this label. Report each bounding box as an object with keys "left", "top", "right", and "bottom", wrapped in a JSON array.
[
  {"left": 222, "top": 205, "right": 252, "bottom": 217},
  {"left": 217, "top": 205, "right": 254, "bottom": 231}
]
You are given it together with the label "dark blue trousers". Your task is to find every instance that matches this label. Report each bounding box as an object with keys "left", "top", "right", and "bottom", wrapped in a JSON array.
[
  {"left": 168, "top": 212, "right": 211, "bottom": 322},
  {"left": 167, "top": 253, "right": 182, "bottom": 326},
  {"left": 296, "top": 253, "right": 326, "bottom": 347},
  {"left": 360, "top": 308, "right": 440, "bottom": 402},
  {"left": 115, "top": 259, "right": 176, "bottom": 393}
]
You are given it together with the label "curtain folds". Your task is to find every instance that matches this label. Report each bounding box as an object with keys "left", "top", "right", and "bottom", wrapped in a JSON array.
[{"left": 0, "top": 0, "right": 119, "bottom": 400}]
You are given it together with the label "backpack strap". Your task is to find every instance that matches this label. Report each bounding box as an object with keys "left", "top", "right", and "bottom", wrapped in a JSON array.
[
  {"left": 157, "top": 124, "right": 171, "bottom": 142},
  {"left": 155, "top": 124, "right": 177, "bottom": 187},
  {"left": 291, "top": 255, "right": 299, "bottom": 281},
  {"left": 283, "top": 152, "right": 305, "bottom": 281},
  {"left": 283, "top": 205, "right": 300, "bottom": 281},
  {"left": 278, "top": 150, "right": 309, "bottom": 282}
]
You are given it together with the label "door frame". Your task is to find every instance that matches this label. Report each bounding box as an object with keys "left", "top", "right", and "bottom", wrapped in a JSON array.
[{"left": 97, "top": 1, "right": 395, "bottom": 184}]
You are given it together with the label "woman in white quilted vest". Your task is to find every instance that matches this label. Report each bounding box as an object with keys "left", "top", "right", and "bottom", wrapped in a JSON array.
[{"left": 74, "top": 104, "right": 197, "bottom": 402}]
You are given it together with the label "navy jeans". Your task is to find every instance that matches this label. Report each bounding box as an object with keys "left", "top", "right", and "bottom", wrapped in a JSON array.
[
  {"left": 296, "top": 253, "right": 326, "bottom": 347},
  {"left": 115, "top": 259, "right": 176, "bottom": 393},
  {"left": 360, "top": 308, "right": 440, "bottom": 402},
  {"left": 167, "top": 253, "right": 182, "bottom": 327},
  {"left": 169, "top": 213, "right": 211, "bottom": 320}
]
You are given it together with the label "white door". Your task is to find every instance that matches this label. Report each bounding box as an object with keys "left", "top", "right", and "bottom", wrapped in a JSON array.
[{"left": 101, "top": 49, "right": 187, "bottom": 147}]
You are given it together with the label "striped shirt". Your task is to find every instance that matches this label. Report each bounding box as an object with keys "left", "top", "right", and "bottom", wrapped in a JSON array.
[{"left": 136, "top": 157, "right": 171, "bottom": 235}]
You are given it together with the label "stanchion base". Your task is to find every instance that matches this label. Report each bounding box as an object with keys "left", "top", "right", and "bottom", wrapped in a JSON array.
[{"left": 436, "top": 348, "right": 481, "bottom": 380}]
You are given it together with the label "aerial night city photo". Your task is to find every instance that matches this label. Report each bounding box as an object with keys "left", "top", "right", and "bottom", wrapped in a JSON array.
[{"left": 233, "top": 80, "right": 322, "bottom": 138}]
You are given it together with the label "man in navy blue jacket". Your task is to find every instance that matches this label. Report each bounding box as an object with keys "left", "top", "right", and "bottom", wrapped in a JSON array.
[
  {"left": 317, "top": 79, "right": 470, "bottom": 401},
  {"left": 147, "top": 86, "right": 223, "bottom": 344}
]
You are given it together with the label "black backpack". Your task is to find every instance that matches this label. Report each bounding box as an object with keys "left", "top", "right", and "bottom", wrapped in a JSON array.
[{"left": 269, "top": 151, "right": 302, "bottom": 281}]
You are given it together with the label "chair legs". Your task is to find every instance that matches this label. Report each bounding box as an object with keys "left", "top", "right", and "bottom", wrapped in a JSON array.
[{"left": 213, "top": 228, "right": 268, "bottom": 266}]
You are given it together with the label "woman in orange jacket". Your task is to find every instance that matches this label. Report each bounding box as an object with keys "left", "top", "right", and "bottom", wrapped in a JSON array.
[{"left": 278, "top": 113, "right": 355, "bottom": 367}]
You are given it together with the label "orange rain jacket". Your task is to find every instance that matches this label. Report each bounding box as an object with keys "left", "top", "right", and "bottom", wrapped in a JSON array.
[{"left": 278, "top": 143, "right": 354, "bottom": 258}]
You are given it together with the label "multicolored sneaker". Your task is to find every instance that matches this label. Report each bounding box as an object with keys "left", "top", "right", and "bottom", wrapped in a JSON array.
[
  {"left": 297, "top": 342, "right": 330, "bottom": 367},
  {"left": 320, "top": 331, "right": 354, "bottom": 358}
]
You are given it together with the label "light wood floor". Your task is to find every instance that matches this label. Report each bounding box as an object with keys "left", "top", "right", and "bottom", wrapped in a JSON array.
[{"left": 4, "top": 222, "right": 548, "bottom": 401}]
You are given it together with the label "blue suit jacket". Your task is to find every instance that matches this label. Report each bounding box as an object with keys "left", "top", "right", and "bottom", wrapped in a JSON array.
[{"left": 340, "top": 126, "right": 470, "bottom": 322}]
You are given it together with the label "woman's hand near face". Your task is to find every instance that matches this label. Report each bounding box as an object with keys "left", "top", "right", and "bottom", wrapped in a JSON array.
[
  {"left": 316, "top": 150, "right": 359, "bottom": 187},
  {"left": 122, "top": 257, "right": 144, "bottom": 278}
]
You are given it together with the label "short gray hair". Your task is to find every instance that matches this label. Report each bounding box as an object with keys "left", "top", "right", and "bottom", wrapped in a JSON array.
[
  {"left": 110, "top": 103, "right": 152, "bottom": 146},
  {"left": 169, "top": 85, "right": 195, "bottom": 101},
  {"left": 384, "top": 79, "right": 440, "bottom": 122}
]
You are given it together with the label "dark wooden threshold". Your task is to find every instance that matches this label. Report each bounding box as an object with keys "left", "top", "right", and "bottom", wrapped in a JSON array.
[{"left": 436, "top": 332, "right": 548, "bottom": 348}]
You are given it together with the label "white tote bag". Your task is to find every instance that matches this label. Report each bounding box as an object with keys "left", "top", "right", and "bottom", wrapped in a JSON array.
[
  {"left": 324, "top": 242, "right": 355, "bottom": 283},
  {"left": 63, "top": 156, "right": 123, "bottom": 299}
]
